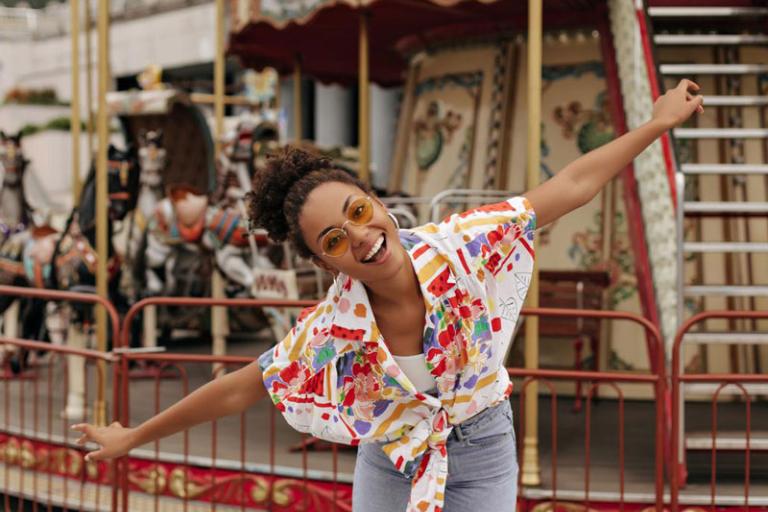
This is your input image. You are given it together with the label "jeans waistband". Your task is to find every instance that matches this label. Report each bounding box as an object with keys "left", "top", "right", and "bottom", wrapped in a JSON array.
[{"left": 449, "top": 399, "right": 512, "bottom": 442}]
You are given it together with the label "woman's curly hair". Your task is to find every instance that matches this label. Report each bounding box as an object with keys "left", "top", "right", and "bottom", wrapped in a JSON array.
[{"left": 246, "top": 146, "right": 372, "bottom": 258}]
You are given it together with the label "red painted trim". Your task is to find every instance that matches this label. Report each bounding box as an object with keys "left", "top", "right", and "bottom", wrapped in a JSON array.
[
  {"left": 635, "top": 5, "right": 678, "bottom": 208},
  {"left": 597, "top": 18, "right": 662, "bottom": 369}
]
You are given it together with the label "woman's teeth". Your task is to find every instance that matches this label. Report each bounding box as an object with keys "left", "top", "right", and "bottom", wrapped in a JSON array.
[{"left": 362, "top": 235, "right": 385, "bottom": 263}]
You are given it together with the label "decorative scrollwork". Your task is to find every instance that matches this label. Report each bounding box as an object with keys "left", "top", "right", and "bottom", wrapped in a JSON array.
[{"left": 128, "top": 464, "right": 168, "bottom": 494}]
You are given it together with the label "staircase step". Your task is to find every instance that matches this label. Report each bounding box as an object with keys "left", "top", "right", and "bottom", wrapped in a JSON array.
[
  {"left": 686, "top": 431, "right": 768, "bottom": 451},
  {"left": 681, "top": 163, "right": 768, "bottom": 174},
  {"left": 683, "top": 201, "right": 768, "bottom": 213},
  {"left": 660, "top": 63, "right": 768, "bottom": 75},
  {"left": 649, "top": 7, "right": 768, "bottom": 18},
  {"left": 701, "top": 95, "right": 768, "bottom": 106},
  {"left": 655, "top": 33, "right": 768, "bottom": 45},
  {"left": 674, "top": 128, "right": 768, "bottom": 139},
  {"left": 683, "top": 332, "right": 768, "bottom": 344},
  {"left": 684, "top": 285, "right": 768, "bottom": 297},
  {"left": 684, "top": 242, "right": 768, "bottom": 253}
]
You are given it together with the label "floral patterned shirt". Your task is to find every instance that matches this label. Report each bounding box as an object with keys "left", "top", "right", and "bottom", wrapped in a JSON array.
[{"left": 258, "top": 196, "right": 536, "bottom": 512}]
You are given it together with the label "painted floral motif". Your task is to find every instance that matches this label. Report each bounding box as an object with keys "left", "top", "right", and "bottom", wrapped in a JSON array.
[{"left": 259, "top": 196, "right": 536, "bottom": 512}]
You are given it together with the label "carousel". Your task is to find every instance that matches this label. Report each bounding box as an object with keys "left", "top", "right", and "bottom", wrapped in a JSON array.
[{"left": 0, "top": 0, "right": 766, "bottom": 511}]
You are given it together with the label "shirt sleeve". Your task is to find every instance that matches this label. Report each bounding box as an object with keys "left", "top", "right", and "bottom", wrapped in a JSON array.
[
  {"left": 435, "top": 195, "right": 537, "bottom": 279},
  {"left": 257, "top": 303, "right": 330, "bottom": 412}
]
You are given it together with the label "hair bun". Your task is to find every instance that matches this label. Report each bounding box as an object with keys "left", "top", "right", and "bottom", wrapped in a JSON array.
[{"left": 247, "top": 146, "right": 331, "bottom": 243}]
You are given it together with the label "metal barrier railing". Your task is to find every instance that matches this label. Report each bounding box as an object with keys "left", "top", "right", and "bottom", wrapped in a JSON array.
[
  {"left": 115, "top": 350, "right": 352, "bottom": 512},
  {"left": 671, "top": 310, "right": 768, "bottom": 512},
  {"left": 0, "top": 336, "right": 119, "bottom": 511},
  {"left": 119, "top": 296, "right": 319, "bottom": 350},
  {"left": 6, "top": 288, "right": 763, "bottom": 510},
  {"left": 0, "top": 285, "right": 121, "bottom": 341},
  {"left": 0, "top": 285, "right": 123, "bottom": 511},
  {"left": 513, "top": 307, "right": 666, "bottom": 511},
  {"left": 119, "top": 297, "right": 341, "bottom": 512}
]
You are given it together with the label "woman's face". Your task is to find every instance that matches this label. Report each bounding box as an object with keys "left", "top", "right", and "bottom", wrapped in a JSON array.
[{"left": 299, "top": 181, "right": 407, "bottom": 284}]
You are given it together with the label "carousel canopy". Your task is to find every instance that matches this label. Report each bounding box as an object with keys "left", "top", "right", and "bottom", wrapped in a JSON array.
[{"left": 228, "top": 0, "right": 603, "bottom": 87}]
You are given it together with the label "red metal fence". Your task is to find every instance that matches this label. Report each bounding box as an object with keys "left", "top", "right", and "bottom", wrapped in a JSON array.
[
  {"left": 671, "top": 310, "right": 768, "bottom": 512},
  {"left": 511, "top": 307, "right": 666, "bottom": 512},
  {"left": 1, "top": 285, "right": 765, "bottom": 511},
  {"left": 0, "top": 285, "right": 121, "bottom": 512},
  {"left": 117, "top": 296, "right": 347, "bottom": 512}
]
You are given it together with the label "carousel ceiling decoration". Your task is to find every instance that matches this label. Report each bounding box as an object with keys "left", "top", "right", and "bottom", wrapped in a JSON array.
[{"left": 227, "top": 0, "right": 603, "bottom": 86}]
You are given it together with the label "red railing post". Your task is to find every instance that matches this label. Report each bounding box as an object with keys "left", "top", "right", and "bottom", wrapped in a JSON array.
[{"left": 671, "top": 310, "right": 768, "bottom": 511}]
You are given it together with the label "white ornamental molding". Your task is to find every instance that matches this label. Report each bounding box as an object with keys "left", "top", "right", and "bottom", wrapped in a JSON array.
[{"left": 608, "top": 0, "right": 679, "bottom": 360}]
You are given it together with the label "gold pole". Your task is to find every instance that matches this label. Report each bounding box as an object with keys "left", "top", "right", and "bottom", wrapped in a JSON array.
[
  {"left": 94, "top": 0, "right": 110, "bottom": 427},
  {"left": 211, "top": 0, "right": 228, "bottom": 374},
  {"left": 274, "top": 71, "right": 281, "bottom": 127},
  {"left": 214, "top": 0, "right": 225, "bottom": 154},
  {"left": 358, "top": 12, "right": 370, "bottom": 183},
  {"left": 522, "top": 0, "right": 542, "bottom": 487},
  {"left": 70, "top": 0, "right": 82, "bottom": 205},
  {"left": 84, "top": 0, "right": 94, "bottom": 157},
  {"left": 293, "top": 54, "right": 302, "bottom": 142}
]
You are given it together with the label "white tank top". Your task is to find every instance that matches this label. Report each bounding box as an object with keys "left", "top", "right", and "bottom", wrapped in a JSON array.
[{"left": 392, "top": 353, "right": 437, "bottom": 393}]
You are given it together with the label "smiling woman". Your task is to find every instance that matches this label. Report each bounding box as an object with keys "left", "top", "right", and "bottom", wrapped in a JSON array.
[{"left": 71, "top": 79, "right": 704, "bottom": 512}]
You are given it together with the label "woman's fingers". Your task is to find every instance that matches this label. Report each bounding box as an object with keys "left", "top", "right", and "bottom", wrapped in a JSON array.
[
  {"left": 71, "top": 423, "right": 101, "bottom": 446},
  {"left": 84, "top": 448, "right": 106, "bottom": 462},
  {"left": 71, "top": 423, "right": 93, "bottom": 438},
  {"left": 677, "top": 78, "right": 700, "bottom": 92},
  {"left": 681, "top": 86, "right": 704, "bottom": 114},
  {"left": 691, "top": 94, "right": 704, "bottom": 114}
]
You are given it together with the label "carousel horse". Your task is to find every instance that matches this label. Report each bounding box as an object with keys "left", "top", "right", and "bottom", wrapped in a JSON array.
[
  {"left": 215, "top": 119, "right": 289, "bottom": 336},
  {"left": 124, "top": 130, "right": 167, "bottom": 286},
  {"left": 0, "top": 130, "right": 31, "bottom": 232},
  {"left": 135, "top": 184, "right": 263, "bottom": 343},
  {"left": 0, "top": 145, "right": 139, "bottom": 394},
  {"left": 49, "top": 144, "right": 141, "bottom": 302},
  {"left": 0, "top": 130, "right": 37, "bottom": 357},
  {"left": 135, "top": 118, "right": 282, "bottom": 347},
  {"left": 135, "top": 130, "right": 166, "bottom": 232},
  {"left": 47, "top": 144, "right": 140, "bottom": 416}
]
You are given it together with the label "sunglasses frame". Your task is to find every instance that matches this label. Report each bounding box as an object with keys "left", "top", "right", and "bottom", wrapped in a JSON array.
[{"left": 320, "top": 195, "right": 375, "bottom": 258}]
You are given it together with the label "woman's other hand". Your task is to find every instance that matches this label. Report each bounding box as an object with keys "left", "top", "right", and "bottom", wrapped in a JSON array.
[
  {"left": 652, "top": 79, "right": 704, "bottom": 130},
  {"left": 71, "top": 421, "right": 137, "bottom": 461}
]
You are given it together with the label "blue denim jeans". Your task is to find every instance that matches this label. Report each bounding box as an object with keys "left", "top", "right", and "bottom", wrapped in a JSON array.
[{"left": 352, "top": 399, "right": 518, "bottom": 511}]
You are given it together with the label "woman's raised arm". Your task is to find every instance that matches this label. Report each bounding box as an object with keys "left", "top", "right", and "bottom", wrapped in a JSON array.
[{"left": 524, "top": 79, "right": 703, "bottom": 228}]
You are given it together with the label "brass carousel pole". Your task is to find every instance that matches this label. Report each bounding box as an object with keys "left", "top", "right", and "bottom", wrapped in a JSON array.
[
  {"left": 521, "top": 0, "right": 542, "bottom": 487},
  {"left": 94, "top": 0, "right": 110, "bottom": 426},
  {"left": 358, "top": 11, "right": 370, "bottom": 183},
  {"left": 84, "top": 0, "right": 94, "bottom": 156},
  {"left": 214, "top": 0, "right": 225, "bottom": 156},
  {"left": 70, "top": 0, "right": 82, "bottom": 204},
  {"left": 293, "top": 54, "right": 303, "bottom": 142},
  {"left": 212, "top": 0, "right": 228, "bottom": 371}
]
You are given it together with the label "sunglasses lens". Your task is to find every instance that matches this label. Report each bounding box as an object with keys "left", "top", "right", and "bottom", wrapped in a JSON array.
[
  {"left": 346, "top": 197, "right": 374, "bottom": 225},
  {"left": 322, "top": 229, "right": 349, "bottom": 257}
]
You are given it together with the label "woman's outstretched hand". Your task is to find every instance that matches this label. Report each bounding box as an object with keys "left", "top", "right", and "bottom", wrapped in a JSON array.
[
  {"left": 652, "top": 78, "right": 704, "bottom": 129},
  {"left": 71, "top": 421, "right": 137, "bottom": 461}
]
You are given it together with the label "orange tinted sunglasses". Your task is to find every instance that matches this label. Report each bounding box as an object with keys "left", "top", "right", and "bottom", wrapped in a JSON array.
[{"left": 320, "top": 196, "right": 375, "bottom": 257}]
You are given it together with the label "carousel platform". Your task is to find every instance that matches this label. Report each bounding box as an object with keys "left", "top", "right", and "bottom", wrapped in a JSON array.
[{"left": 1, "top": 335, "right": 767, "bottom": 510}]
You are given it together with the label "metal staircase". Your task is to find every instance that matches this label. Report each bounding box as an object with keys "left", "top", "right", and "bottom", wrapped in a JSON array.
[{"left": 647, "top": 2, "right": 768, "bottom": 480}]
